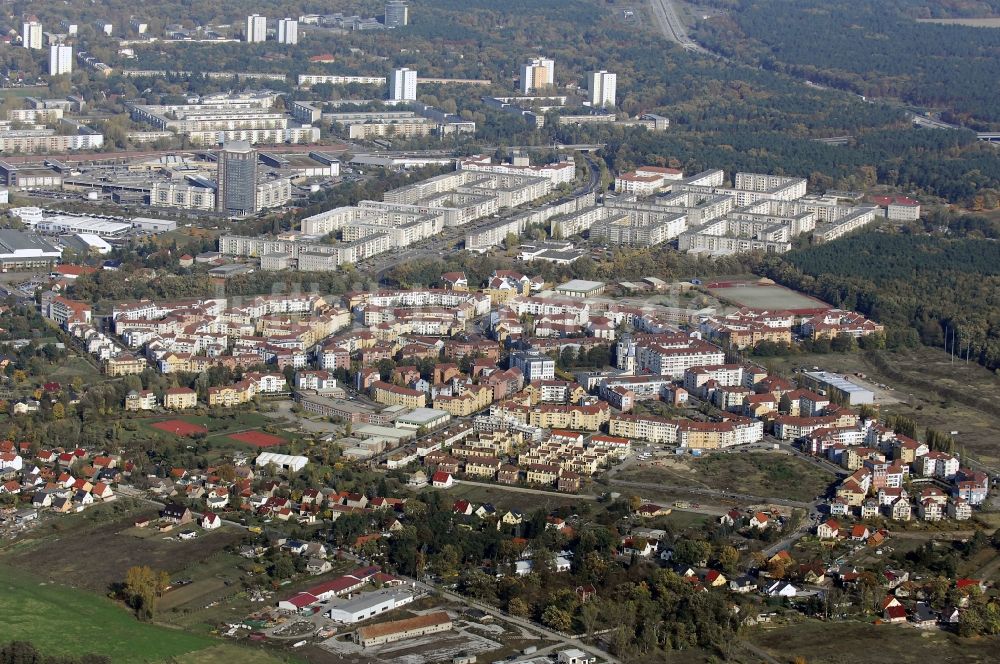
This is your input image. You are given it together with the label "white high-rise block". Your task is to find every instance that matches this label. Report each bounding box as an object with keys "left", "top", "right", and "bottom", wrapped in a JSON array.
[
  {"left": 246, "top": 14, "right": 267, "bottom": 43},
  {"left": 22, "top": 22, "right": 43, "bottom": 49},
  {"left": 390, "top": 68, "right": 418, "bottom": 101},
  {"left": 49, "top": 44, "right": 73, "bottom": 76},
  {"left": 589, "top": 70, "right": 617, "bottom": 107},
  {"left": 520, "top": 57, "right": 554, "bottom": 93},
  {"left": 278, "top": 18, "right": 298, "bottom": 44}
]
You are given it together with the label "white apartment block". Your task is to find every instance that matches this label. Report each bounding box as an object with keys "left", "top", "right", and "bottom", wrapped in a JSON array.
[
  {"left": 278, "top": 18, "right": 298, "bottom": 44},
  {"left": 390, "top": 68, "right": 418, "bottom": 101},
  {"left": 458, "top": 155, "right": 575, "bottom": 185},
  {"left": 22, "top": 22, "right": 42, "bottom": 49},
  {"left": 49, "top": 44, "right": 72, "bottom": 76},
  {"left": 520, "top": 58, "right": 555, "bottom": 93},
  {"left": 588, "top": 70, "right": 616, "bottom": 107},
  {"left": 150, "top": 182, "right": 216, "bottom": 210},
  {"left": 0, "top": 130, "right": 103, "bottom": 153},
  {"left": 298, "top": 75, "right": 387, "bottom": 87},
  {"left": 635, "top": 341, "right": 726, "bottom": 377},
  {"left": 246, "top": 14, "right": 267, "bottom": 43},
  {"left": 511, "top": 351, "right": 555, "bottom": 382}
]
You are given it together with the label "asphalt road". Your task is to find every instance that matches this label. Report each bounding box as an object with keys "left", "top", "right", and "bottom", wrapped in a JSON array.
[{"left": 647, "top": 0, "right": 711, "bottom": 54}]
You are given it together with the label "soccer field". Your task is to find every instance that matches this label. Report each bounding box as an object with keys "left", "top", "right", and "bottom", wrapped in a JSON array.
[{"left": 708, "top": 283, "right": 830, "bottom": 312}]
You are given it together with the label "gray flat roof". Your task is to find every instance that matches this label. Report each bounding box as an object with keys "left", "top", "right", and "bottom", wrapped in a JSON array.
[
  {"left": 802, "top": 371, "right": 873, "bottom": 395},
  {"left": 556, "top": 279, "right": 605, "bottom": 291},
  {"left": 0, "top": 229, "right": 58, "bottom": 252}
]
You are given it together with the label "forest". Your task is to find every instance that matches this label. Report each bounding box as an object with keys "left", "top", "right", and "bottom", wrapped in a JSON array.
[
  {"left": 757, "top": 228, "right": 1000, "bottom": 370},
  {"left": 692, "top": 0, "right": 1000, "bottom": 129}
]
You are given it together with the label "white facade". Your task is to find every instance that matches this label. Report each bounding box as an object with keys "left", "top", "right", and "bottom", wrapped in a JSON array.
[
  {"left": 520, "top": 58, "right": 555, "bottom": 93},
  {"left": 246, "top": 14, "right": 267, "bottom": 43},
  {"left": 588, "top": 70, "right": 616, "bottom": 107},
  {"left": 22, "top": 22, "right": 43, "bottom": 49},
  {"left": 390, "top": 68, "right": 418, "bottom": 101},
  {"left": 49, "top": 45, "right": 73, "bottom": 76},
  {"left": 511, "top": 351, "right": 555, "bottom": 382},
  {"left": 277, "top": 18, "right": 298, "bottom": 44}
]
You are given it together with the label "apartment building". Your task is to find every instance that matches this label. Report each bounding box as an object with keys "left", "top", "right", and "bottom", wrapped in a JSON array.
[{"left": 371, "top": 381, "right": 427, "bottom": 409}]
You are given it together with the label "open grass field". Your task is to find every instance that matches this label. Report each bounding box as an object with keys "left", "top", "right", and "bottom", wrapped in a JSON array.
[
  {"left": 46, "top": 355, "right": 104, "bottom": 383},
  {"left": 707, "top": 281, "right": 831, "bottom": 313},
  {"left": 0, "top": 562, "right": 214, "bottom": 663},
  {"left": 229, "top": 430, "right": 286, "bottom": 447},
  {"left": 0, "top": 86, "right": 48, "bottom": 100},
  {"left": 152, "top": 419, "right": 210, "bottom": 436},
  {"left": 0, "top": 501, "right": 245, "bottom": 595},
  {"left": 750, "top": 619, "right": 1000, "bottom": 663},
  {"left": 619, "top": 452, "right": 836, "bottom": 503}
]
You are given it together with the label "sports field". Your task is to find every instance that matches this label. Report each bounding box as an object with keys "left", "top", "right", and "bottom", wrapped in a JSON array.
[
  {"left": 707, "top": 280, "right": 830, "bottom": 313},
  {"left": 151, "top": 419, "right": 209, "bottom": 436},
  {"left": 228, "top": 430, "right": 285, "bottom": 447}
]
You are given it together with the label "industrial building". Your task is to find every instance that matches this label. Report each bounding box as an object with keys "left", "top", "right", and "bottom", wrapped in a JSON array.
[
  {"left": 800, "top": 371, "right": 875, "bottom": 406},
  {"left": 324, "top": 589, "right": 413, "bottom": 624},
  {"left": 0, "top": 230, "right": 62, "bottom": 269}
]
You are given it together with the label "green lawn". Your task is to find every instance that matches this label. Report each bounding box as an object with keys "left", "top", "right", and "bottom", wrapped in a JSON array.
[
  {"left": 0, "top": 86, "right": 48, "bottom": 100},
  {"left": 0, "top": 563, "right": 213, "bottom": 663}
]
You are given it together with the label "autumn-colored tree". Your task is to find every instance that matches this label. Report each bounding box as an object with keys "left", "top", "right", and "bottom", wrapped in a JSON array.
[
  {"left": 507, "top": 597, "right": 531, "bottom": 617},
  {"left": 541, "top": 605, "right": 573, "bottom": 633}
]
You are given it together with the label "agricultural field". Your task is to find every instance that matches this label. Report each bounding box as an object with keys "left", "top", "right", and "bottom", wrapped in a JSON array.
[
  {"left": 618, "top": 452, "right": 836, "bottom": 503},
  {"left": 0, "top": 86, "right": 48, "bottom": 100},
  {"left": 45, "top": 355, "right": 105, "bottom": 384},
  {"left": 750, "top": 619, "right": 1000, "bottom": 663}
]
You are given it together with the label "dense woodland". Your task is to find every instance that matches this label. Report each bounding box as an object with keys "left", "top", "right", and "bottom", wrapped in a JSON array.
[
  {"left": 693, "top": 0, "right": 1000, "bottom": 129},
  {"left": 0, "top": 643, "right": 108, "bottom": 664},
  {"left": 758, "top": 227, "right": 1000, "bottom": 370}
]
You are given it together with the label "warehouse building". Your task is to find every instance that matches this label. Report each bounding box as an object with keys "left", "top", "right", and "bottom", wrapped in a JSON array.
[
  {"left": 0, "top": 230, "right": 62, "bottom": 269},
  {"left": 354, "top": 611, "right": 453, "bottom": 647},
  {"left": 800, "top": 371, "right": 874, "bottom": 406},
  {"left": 324, "top": 589, "right": 413, "bottom": 624}
]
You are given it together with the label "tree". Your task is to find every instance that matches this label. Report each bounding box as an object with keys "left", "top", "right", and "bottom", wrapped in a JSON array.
[
  {"left": 831, "top": 332, "right": 856, "bottom": 353},
  {"left": 673, "top": 539, "right": 711, "bottom": 565},
  {"left": 123, "top": 565, "right": 167, "bottom": 620},
  {"left": 430, "top": 544, "right": 461, "bottom": 580},
  {"left": 508, "top": 597, "right": 531, "bottom": 617},
  {"left": 718, "top": 545, "right": 740, "bottom": 574},
  {"left": 541, "top": 605, "right": 573, "bottom": 633},
  {"left": 579, "top": 600, "right": 601, "bottom": 637}
]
